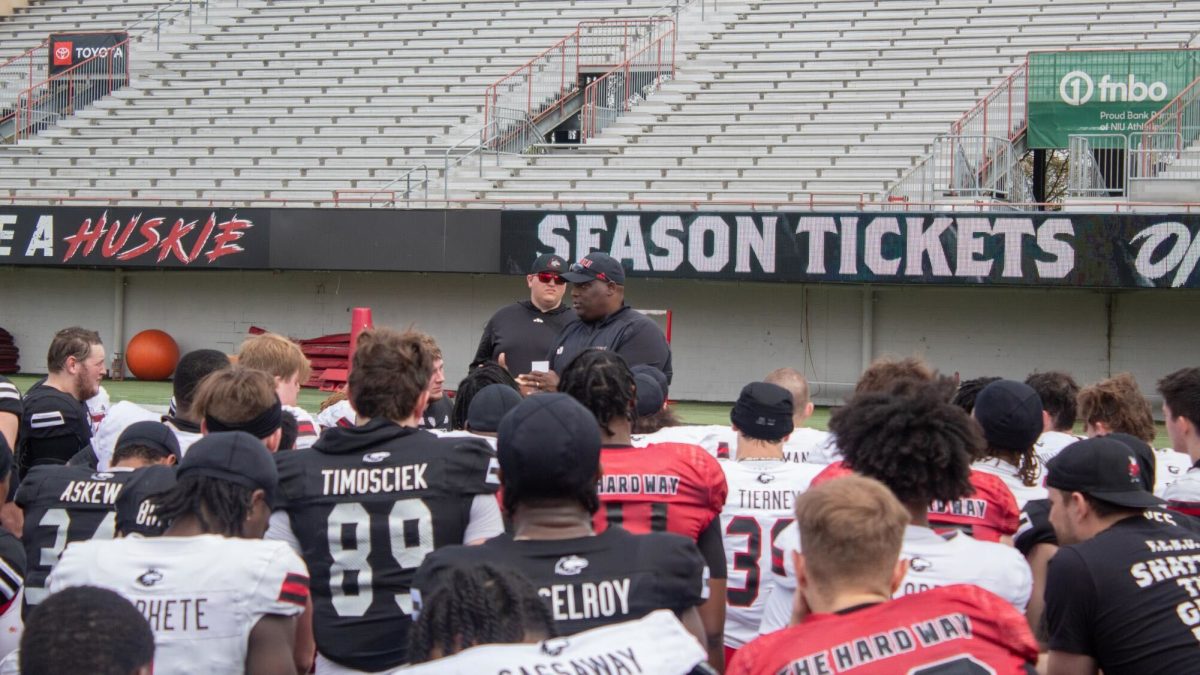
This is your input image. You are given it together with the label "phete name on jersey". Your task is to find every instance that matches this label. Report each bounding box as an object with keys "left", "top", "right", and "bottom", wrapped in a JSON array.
[
  {"left": 596, "top": 474, "right": 680, "bottom": 496},
  {"left": 320, "top": 464, "right": 429, "bottom": 496},
  {"left": 58, "top": 480, "right": 124, "bottom": 505},
  {"left": 134, "top": 597, "right": 211, "bottom": 633},
  {"left": 538, "top": 579, "right": 632, "bottom": 622},
  {"left": 737, "top": 488, "right": 795, "bottom": 511}
]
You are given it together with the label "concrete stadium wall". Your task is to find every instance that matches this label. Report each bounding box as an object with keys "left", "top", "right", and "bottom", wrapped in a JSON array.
[{"left": 1, "top": 267, "right": 1196, "bottom": 403}]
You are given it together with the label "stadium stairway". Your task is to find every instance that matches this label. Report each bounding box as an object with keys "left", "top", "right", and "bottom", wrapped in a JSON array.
[
  {"left": 457, "top": 0, "right": 1200, "bottom": 208},
  {"left": 0, "top": 0, "right": 729, "bottom": 207}
]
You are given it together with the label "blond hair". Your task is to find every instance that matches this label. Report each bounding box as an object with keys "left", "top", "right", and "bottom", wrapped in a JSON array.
[
  {"left": 237, "top": 333, "right": 312, "bottom": 384},
  {"left": 765, "top": 367, "right": 811, "bottom": 408},
  {"left": 796, "top": 475, "right": 909, "bottom": 589}
]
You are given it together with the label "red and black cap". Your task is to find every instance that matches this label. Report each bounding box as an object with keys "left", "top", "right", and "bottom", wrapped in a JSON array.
[
  {"left": 531, "top": 253, "right": 567, "bottom": 275},
  {"left": 562, "top": 252, "right": 626, "bottom": 285}
]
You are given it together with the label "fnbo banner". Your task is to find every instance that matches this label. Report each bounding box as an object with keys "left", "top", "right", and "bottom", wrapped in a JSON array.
[
  {"left": 501, "top": 211, "right": 1200, "bottom": 289},
  {"left": 1027, "top": 49, "right": 1200, "bottom": 149}
]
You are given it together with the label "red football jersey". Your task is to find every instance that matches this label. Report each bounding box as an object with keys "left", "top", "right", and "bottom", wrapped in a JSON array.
[
  {"left": 730, "top": 585, "right": 1038, "bottom": 675},
  {"left": 594, "top": 443, "right": 728, "bottom": 540},
  {"left": 811, "top": 462, "right": 1020, "bottom": 542}
]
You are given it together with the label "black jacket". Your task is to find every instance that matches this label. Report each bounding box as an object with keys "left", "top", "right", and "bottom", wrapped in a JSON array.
[{"left": 548, "top": 305, "right": 672, "bottom": 382}]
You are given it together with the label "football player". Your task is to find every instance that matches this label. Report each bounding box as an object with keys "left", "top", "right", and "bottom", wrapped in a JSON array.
[
  {"left": 17, "top": 328, "right": 104, "bottom": 477},
  {"left": 237, "top": 333, "right": 321, "bottom": 449}
]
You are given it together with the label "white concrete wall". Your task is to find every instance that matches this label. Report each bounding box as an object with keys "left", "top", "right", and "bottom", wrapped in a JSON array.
[{"left": 1, "top": 267, "right": 1197, "bottom": 402}]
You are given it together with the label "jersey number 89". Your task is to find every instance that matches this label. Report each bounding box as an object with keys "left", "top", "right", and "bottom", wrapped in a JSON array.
[{"left": 326, "top": 500, "right": 434, "bottom": 617}]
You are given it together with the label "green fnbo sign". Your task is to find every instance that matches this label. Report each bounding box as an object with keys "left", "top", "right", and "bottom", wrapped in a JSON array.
[{"left": 1027, "top": 49, "right": 1200, "bottom": 149}]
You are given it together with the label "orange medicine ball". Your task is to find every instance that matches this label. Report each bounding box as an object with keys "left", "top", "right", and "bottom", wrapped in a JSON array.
[{"left": 125, "top": 329, "right": 180, "bottom": 381}]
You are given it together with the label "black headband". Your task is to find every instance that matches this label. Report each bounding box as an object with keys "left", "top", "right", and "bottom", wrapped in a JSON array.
[{"left": 205, "top": 397, "right": 283, "bottom": 439}]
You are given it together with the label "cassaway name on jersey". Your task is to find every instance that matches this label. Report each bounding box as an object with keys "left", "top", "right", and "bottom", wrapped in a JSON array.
[
  {"left": 596, "top": 474, "right": 680, "bottom": 496},
  {"left": 782, "top": 613, "right": 975, "bottom": 674},
  {"left": 320, "top": 464, "right": 428, "bottom": 496},
  {"left": 539, "top": 579, "right": 631, "bottom": 623},
  {"left": 736, "top": 488, "right": 795, "bottom": 511},
  {"left": 495, "top": 647, "right": 643, "bottom": 675},
  {"left": 58, "top": 479, "right": 124, "bottom": 505}
]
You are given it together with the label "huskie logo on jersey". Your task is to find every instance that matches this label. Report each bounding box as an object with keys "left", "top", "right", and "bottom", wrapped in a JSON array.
[
  {"left": 137, "top": 569, "right": 164, "bottom": 587},
  {"left": 597, "top": 474, "right": 680, "bottom": 495},
  {"left": 91, "top": 472, "right": 114, "bottom": 480},
  {"left": 540, "top": 637, "right": 570, "bottom": 657},
  {"left": 362, "top": 451, "right": 390, "bottom": 464},
  {"left": 756, "top": 472, "right": 776, "bottom": 484},
  {"left": 533, "top": 318, "right": 544, "bottom": 324},
  {"left": 59, "top": 479, "right": 124, "bottom": 504},
  {"left": 909, "top": 557, "right": 932, "bottom": 572},
  {"left": 554, "top": 555, "right": 589, "bottom": 576}
]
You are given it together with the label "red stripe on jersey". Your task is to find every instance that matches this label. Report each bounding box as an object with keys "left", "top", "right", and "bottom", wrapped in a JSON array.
[
  {"left": 1169, "top": 502, "right": 1200, "bottom": 518},
  {"left": 278, "top": 572, "right": 310, "bottom": 606},
  {"left": 336, "top": 418, "right": 354, "bottom": 428},
  {"left": 297, "top": 422, "right": 317, "bottom": 436}
]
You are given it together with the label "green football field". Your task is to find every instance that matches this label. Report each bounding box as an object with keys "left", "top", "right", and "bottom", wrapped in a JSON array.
[{"left": 5, "top": 374, "right": 1170, "bottom": 448}]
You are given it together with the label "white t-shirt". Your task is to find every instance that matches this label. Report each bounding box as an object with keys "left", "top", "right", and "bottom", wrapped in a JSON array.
[
  {"left": 315, "top": 399, "right": 356, "bottom": 429},
  {"left": 48, "top": 535, "right": 308, "bottom": 675},
  {"left": 758, "top": 522, "right": 1033, "bottom": 635},
  {"left": 1034, "top": 430, "right": 1083, "bottom": 464},
  {"left": 391, "top": 610, "right": 705, "bottom": 675},
  {"left": 1155, "top": 448, "right": 1193, "bottom": 497},
  {"left": 717, "top": 458, "right": 824, "bottom": 648},
  {"left": 971, "top": 457, "right": 1048, "bottom": 508},
  {"left": 635, "top": 425, "right": 837, "bottom": 464}
]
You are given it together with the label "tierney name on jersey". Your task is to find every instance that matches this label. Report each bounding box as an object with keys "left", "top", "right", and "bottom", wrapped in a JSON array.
[{"left": 321, "top": 463, "right": 429, "bottom": 496}]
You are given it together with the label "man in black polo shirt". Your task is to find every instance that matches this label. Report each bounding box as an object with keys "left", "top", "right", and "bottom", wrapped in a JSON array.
[
  {"left": 1043, "top": 437, "right": 1200, "bottom": 675},
  {"left": 520, "top": 252, "right": 672, "bottom": 392},
  {"left": 474, "top": 253, "right": 577, "bottom": 377}
]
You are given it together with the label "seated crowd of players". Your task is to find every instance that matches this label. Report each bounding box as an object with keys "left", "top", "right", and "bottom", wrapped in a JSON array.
[{"left": 2, "top": 321, "right": 1200, "bottom": 675}]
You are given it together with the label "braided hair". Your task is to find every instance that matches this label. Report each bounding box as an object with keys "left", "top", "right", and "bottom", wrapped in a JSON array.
[
  {"left": 451, "top": 362, "right": 520, "bottom": 430},
  {"left": 407, "top": 564, "right": 556, "bottom": 663},
  {"left": 829, "top": 378, "right": 982, "bottom": 508},
  {"left": 152, "top": 474, "right": 255, "bottom": 538},
  {"left": 951, "top": 376, "right": 1001, "bottom": 415},
  {"left": 560, "top": 349, "right": 636, "bottom": 436}
]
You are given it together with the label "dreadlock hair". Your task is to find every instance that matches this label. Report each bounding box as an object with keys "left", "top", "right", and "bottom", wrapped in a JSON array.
[
  {"left": 152, "top": 474, "right": 255, "bottom": 538},
  {"left": 451, "top": 362, "right": 520, "bottom": 430},
  {"left": 560, "top": 349, "right": 636, "bottom": 437},
  {"left": 830, "top": 379, "right": 982, "bottom": 508},
  {"left": 632, "top": 405, "right": 681, "bottom": 434},
  {"left": 407, "top": 564, "right": 555, "bottom": 663},
  {"left": 951, "top": 376, "right": 1001, "bottom": 415}
]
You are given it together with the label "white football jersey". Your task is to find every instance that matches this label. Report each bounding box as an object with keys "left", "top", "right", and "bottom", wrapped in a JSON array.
[
  {"left": 971, "top": 458, "right": 1048, "bottom": 508},
  {"left": 315, "top": 399, "right": 356, "bottom": 429},
  {"left": 48, "top": 534, "right": 308, "bottom": 675},
  {"left": 635, "top": 425, "right": 836, "bottom": 465},
  {"left": 283, "top": 404, "right": 320, "bottom": 450},
  {"left": 717, "top": 459, "right": 823, "bottom": 648},
  {"left": 91, "top": 401, "right": 160, "bottom": 470},
  {"left": 391, "top": 610, "right": 705, "bottom": 675},
  {"left": 1155, "top": 448, "right": 1192, "bottom": 497},
  {"left": 758, "top": 522, "right": 1032, "bottom": 635},
  {"left": 1034, "top": 430, "right": 1083, "bottom": 464},
  {"left": 85, "top": 386, "right": 110, "bottom": 433}
]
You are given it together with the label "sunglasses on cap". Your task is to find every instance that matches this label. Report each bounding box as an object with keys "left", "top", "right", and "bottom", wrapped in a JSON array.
[
  {"left": 567, "top": 263, "right": 611, "bottom": 282},
  {"left": 536, "top": 272, "right": 566, "bottom": 285}
]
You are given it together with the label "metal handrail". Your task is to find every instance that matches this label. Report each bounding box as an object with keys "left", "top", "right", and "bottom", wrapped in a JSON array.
[
  {"left": 0, "top": 38, "right": 49, "bottom": 124},
  {"left": 126, "top": 0, "right": 211, "bottom": 50},
  {"left": 372, "top": 165, "right": 429, "bottom": 207},
  {"left": 442, "top": 127, "right": 489, "bottom": 201},
  {"left": 11, "top": 36, "right": 132, "bottom": 143},
  {"left": 580, "top": 23, "right": 676, "bottom": 142}
]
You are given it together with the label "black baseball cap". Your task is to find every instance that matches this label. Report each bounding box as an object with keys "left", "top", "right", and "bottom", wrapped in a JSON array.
[
  {"left": 634, "top": 372, "right": 665, "bottom": 417},
  {"left": 1046, "top": 436, "right": 1163, "bottom": 508},
  {"left": 497, "top": 393, "right": 601, "bottom": 496},
  {"left": 116, "top": 420, "right": 182, "bottom": 461},
  {"left": 731, "top": 382, "right": 795, "bottom": 441},
  {"left": 973, "top": 380, "right": 1043, "bottom": 451},
  {"left": 178, "top": 431, "right": 278, "bottom": 504},
  {"left": 631, "top": 364, "right": 669, "bottom": 400},
  {"left": 1107, "top": 433, "right": 1157, "bottom": 494},
  {"left": 531, "top": 253, "right": 567, "bottom": 275},
  {"left": 467, "top": 384, "right": 523, "bottom": 433},
  {"left": 562, "top": 252, "right": 626, "bottom": 285}
]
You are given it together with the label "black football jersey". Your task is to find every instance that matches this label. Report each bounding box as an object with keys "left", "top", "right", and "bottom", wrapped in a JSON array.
[
  {"left": 0, "top": 530, "right": 25, "bottom": 615},
  {"left": 1016, "top": 498, "right": 1200, "bottom": 556},
  {"left": 17, "top": 384, "right": 91, "bottom": 476},
  {"left": 0, "top": 376, "right": 21, "bottom": 418},
  {"left": 16, "top": 465, "right": 137, "bottom": 613},
  {"left": 418, "top": 397, "right": 453, "bottom": 431},
  {"left": 274, "top": 418, "right": 500, "bottom": 672},
  {"left": 114, "top": 465, "right": 177, "bottom": 537},
  {"left": 414, "top": 526, "right": 708, "bottom": 636}
]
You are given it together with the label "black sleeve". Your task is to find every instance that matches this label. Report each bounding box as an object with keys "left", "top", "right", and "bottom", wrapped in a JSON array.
[
  {"left": 1043, "top": 547, "right": 1097, "bottom": 656},
  {"left": 66, "top": 445, "right": 98, "bottom": 469},
  {"left": 0, "top": 378, "right": 21, "bottom": 418},
  {"left": 696, "top": 516, "right": 727, "bottom": 580},
  {"left": 616, "top": 318, "right": 673, "bottom": 384},
  {"left": 647, "top": 533, "right": 709, "bottom": 612},
  {"left": 1015, "top": 499, "right": 1057, "bottom": 556},
  {"left": 473, "top": 319, "right": 497, "bottom": 366},
  {"left": 19, "top": 396, "right": 91, "bottom": 474},
  {"left": 0, "top": 532, "right": 24, "bottom": 609},
  {"left": 440, "top": 437, "right": 502, "bottom": 496}
]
